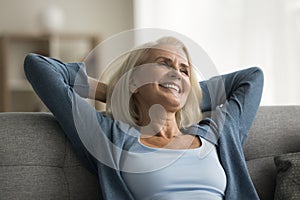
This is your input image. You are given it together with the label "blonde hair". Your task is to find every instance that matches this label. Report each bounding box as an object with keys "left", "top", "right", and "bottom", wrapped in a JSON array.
[{"left": 102, "top": 36, "right": 203, "bottom": 128}]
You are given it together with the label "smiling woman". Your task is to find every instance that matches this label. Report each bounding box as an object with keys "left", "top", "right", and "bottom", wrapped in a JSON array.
[
  {"left": 104, "top": 37, "right": 203, "bottom": 151},
  {"left": 24, "top": 35, "right": 264, "bottom": 199},
  {"left": 103, "top": 37, "right": 202, "bottom": 132}
]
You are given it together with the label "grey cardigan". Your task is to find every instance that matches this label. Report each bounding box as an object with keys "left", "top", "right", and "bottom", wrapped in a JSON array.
[{"left": 24, "top": 53, "right": 263, "bottom": 200}]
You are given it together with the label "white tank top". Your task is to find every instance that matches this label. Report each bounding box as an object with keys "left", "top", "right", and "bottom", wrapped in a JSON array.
[{"left": 121, "top": 137, "right": 227, "bottom": 200}]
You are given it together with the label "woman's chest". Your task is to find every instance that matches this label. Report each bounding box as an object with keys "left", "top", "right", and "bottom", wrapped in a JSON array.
[{"left": 121, "top": 139, "right": 227, "bottom": 199}]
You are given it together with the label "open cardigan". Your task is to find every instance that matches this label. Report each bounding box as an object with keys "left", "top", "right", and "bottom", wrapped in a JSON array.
[{"left": 24, "top": 53, "right": 263, "bottom": 200}]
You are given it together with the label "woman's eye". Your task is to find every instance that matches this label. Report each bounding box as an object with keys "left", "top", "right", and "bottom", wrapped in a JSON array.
[
  {"left": 159, "top": 62, "right": 170, "bottom": 67},
  {"left": 180, "top": 69, "right": 189, "bottom": 76}
]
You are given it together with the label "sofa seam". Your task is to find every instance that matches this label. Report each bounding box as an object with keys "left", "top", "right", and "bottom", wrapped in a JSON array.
[
  {"left": 0, "top": 164, "right": 63, "bottom": 167},
  {"left": 0, "top": 164, "right": 82, "bottom": 167},
  {"left": 245, "top": 155, "right": 278, "bottom": 162}
]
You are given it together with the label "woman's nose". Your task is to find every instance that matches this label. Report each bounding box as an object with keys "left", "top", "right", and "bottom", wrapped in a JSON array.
[{"left": 168, "top": 68, "right": 181, "bottom": 80}]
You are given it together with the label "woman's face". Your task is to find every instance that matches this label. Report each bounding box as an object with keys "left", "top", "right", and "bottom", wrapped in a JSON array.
[{"left": 131, "top": 44, "right": 191, "bottom": 113}]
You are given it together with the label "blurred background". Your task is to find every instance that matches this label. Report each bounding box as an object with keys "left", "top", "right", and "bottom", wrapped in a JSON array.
[{"left": 0, "top": 0, "right": 299, "bottom": 112}]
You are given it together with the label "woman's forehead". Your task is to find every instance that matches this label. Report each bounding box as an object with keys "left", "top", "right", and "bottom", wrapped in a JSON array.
[{"left": 147, "top": 44, "right": 188, "bottom": 61}]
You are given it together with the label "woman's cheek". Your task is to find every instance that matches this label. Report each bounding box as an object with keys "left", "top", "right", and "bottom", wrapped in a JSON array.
[
  {"left": 183, "top": 77, "right": 191, "bottom": 94},
  {"left": 132, "top": 65, "right": 165, "bottom": 86}
]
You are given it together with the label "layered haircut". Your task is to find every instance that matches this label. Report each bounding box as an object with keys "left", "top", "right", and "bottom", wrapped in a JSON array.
[{"left": 101, "top": 36, "right": 203, "bottom": 129}]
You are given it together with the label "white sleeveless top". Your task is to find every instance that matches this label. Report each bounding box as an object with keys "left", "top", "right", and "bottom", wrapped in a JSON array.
[{"left": 121, "top": 137, "right": 227, "bottom": 200}]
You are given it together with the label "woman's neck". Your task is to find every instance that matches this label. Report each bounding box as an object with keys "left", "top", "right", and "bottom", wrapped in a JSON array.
[{"left": 138, "top": 106, "right": 180, "bottom": 139}]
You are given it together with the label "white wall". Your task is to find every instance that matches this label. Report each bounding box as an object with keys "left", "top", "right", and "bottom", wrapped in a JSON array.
[
  {"left": 0, "top": 0, "right": 133, "bottom": 39},
  {"left": 134, "top": 0, "right": 300, "bottom": 105}
]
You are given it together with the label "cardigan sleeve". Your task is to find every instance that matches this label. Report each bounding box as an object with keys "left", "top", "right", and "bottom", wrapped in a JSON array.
[
  {"left": 199, "top": 67, "right": 264, "bottom": 144},
  {"left": 24, "top": 53, "right": 99, "bottom": 174}
]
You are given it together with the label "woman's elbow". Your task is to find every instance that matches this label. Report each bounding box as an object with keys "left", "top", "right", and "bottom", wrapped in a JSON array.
[
  {"left": 251, "top": 67, "right": 264, "bottom": 97},
  {"left": 24, "top": 53, "right": 37, "bottom": 73},
  {"left": 250, "top": 67, "right": 264, "bottom": 88},
  {"left": 253, "top": 67, "right": 264, "bottom": 81},
  {"left": 23, "top": 53, "right": 46, "bottom": 80}
]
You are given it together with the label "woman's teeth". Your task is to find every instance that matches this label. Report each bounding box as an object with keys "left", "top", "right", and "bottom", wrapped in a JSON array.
[{"left": 160, "top": 83, "right": 180, "bottom": 93}]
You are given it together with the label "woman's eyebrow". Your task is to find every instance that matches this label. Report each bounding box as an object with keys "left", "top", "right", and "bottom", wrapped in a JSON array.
[
  {"left": 181, "top": 63, "right": 190, "bottom": 68},
  {"left": 155, "top": 56, "right": 172, "bottom": 62},
  {"left": 155, "top": 56, "right": 190, "bottom": 68}
]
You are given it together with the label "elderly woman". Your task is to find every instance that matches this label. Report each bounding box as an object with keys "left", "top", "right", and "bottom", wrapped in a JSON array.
[{"left": 24, "top": 36, "right": 263, "bottom": 200}]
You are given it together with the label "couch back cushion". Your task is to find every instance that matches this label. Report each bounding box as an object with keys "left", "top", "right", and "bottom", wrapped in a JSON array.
[
  {"left": 244, "top": 106, "right": 300, "bottom": 200},
  {"left": 0, "top": 112, "right": 101, "bottom": 200}
]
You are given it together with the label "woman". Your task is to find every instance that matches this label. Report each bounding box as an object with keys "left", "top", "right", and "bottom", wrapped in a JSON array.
[{"left": 24, "top": 36, "right": 264, "bottom": 199}]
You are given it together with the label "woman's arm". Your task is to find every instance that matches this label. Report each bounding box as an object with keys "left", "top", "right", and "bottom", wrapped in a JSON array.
[
  {"left": 199, "top": 67, "right": 264, "bottom": 144},
  {"left": 24, "top": 53, "right": 98, "bottom": 174},
  {"left": 87, "top": 77, "right": 107, "bottom": 103}
]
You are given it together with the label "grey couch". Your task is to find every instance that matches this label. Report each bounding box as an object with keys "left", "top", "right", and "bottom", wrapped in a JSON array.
[{"left": 1, "top": 106, "right": 300, "bottom": 200}]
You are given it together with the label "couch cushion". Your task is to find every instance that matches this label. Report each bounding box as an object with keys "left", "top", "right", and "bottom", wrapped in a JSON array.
[
  {"left": 0, "top": 112, "right": 65, "bottom": 166},
  {"left": 244, "top": 106, "right": 300, "bottom": 160},
  {"left": 274, "top": 152, "right": 300, "bottom": 200},
  {"left": 244, "top": 106, "right": 300, "bottom": 200},
  {"left": 246, "top": 157, "right": 277, "bottom": 200},
  {"left": 0, "top": 112, "right": 101, "bottom": 200},
  {"left": 0, "top": 166, "right": 68, "bottom": 199}
]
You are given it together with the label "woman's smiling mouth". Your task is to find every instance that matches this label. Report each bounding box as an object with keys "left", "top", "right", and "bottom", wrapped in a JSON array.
[{"left": 159, "top": 83, "right": 181, "bottom": 94}]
